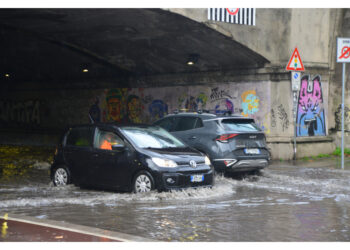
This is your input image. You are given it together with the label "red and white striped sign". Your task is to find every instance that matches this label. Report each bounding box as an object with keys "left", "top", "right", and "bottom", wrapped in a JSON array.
[{"left": 208, "top": 8, "right": 256, "bottom": 26}]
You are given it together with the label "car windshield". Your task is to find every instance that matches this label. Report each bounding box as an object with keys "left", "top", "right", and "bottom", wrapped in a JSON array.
[
  {"left": 121, "top": 126, "right": 186, "bottom": 149},
  {"left": 220, "top": 119, "right": 261, "bottom": 132}
]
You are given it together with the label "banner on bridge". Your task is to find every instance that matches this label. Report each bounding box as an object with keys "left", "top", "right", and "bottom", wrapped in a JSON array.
[{"left": 208, "top": 8, "right": 256, "bottom": 26}]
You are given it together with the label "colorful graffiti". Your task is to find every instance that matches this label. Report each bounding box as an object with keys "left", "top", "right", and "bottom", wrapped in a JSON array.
[
  {"left": 104, "top": 89, "right": 126, "bottom": 122},
  {"left": 90, "top": 83, "right": 271, "bottom": 128},
  {"left": 215, "top": 99, "right": 234, "bottom": 114},
  {"left": 177, "top": 92, "right": 209, "bottom": 112},
  {"left": 296, "top": 75, "right": 326, "bottom": 136},
  {"left": 196, "top": 92, "right": 208, "bottom": 110},
  {"left": 241, "top": 90, "right": 259, "bottom": 117},
  {"left": 127, "top": 95, "right": 143, "bottom": 123},
  {"left": 149, "top": 100, "right": 168, "bottom": 120}
]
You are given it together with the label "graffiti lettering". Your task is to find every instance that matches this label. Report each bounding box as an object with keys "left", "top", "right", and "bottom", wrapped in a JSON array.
[
  {"left": 0, "top": 100, "right": 40, "bottom": 125},
  {"left": 210, "top": 87, "right": 232, "bottom": 102}
]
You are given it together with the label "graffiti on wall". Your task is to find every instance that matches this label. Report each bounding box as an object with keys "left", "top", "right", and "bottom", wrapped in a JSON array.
[
  {"left": 149, "top": 100, "right": 168, "bottom": 120},
  {"left": 334, "top": 104, "right": 350, "bottom": 131},
  {"left": 270, "top": 104, "right": 289, "bottom": 132},
  {"left": 241, "top": 90, "right": 260, "bottom": 117},
  {"left": 177, "top": 92, "right": 209, "bottom": 111},
  {"left": 0, "top": 100, "right": 40, "bottom": 126},
  {"left": 210, "top": 87, "right": 232, "bottom": 102},
  {"left": 127, "top": 95, "right": 143, "bottom": 123},
  {"left": 271, "top": 108, "right": 276, "bottom": 128},
  {"left": 296, "top": 75, "right": 326, "bottom": 136},
  {"left": 277, "top": 104, "right": 289, "bottom": 131},
  {"left": 104, "top": 88, "right": 126, "bottom": 123},
  {"left": 90, "top": 83, "right": 270, "bottom": 127}
]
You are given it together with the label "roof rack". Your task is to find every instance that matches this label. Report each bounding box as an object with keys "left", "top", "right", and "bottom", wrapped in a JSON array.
[{"left": 172, "top": 109, "right": 236, "bottom": 116}]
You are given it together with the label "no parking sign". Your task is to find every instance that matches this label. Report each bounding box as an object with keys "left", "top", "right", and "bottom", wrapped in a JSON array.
[{"left": 337, "top": 38, "right": 350, "bottom": 63}]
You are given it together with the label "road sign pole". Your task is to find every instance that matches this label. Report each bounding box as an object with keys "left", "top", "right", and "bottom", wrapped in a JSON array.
[
  {"left": 341, "top": 63, "right": 346, "bottom": 170},
  {"left": 337, "top": 37, "right": 349, "bottom": 170},
  {"left": 293, "top": 91, "right": 297, "bottom": 160}
]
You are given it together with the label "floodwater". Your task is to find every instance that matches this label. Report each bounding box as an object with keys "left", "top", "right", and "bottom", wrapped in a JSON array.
[{"left": 1, "top": 160, "right": 350, "bottom": 241}]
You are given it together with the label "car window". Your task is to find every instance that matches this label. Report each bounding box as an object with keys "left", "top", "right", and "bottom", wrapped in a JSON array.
[
  {"left": 194, "top": 118, "right": 204, "bottom": 129},
  {"left": 220, "top": 119, "right": 261, "bottom": 132},
  {"left": 94, "top": 129, "right": 124, "bottom": 151},
  {"left": 121, "top": 126, "right": 185, "bottom": 149},
  {"left": 173, "top": 116, "right": 198, "bottom": 131},
  {"left": 154, "top": 117, "right": 177, "bottom": 132},
  {"left": 66, "top": 127, "right": 94, "bottom": 147}
]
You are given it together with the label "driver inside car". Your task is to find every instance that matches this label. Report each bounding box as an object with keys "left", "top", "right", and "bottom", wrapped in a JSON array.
[{"left": 100, "top": 133, "right": 118, "bottom": 150}]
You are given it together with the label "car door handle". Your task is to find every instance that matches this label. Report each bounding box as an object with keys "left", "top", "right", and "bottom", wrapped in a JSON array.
[{"left": 189, "top": 136, "right": 197, "bottom": 140}]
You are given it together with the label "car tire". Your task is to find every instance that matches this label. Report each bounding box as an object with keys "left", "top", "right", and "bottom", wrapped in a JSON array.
[
  {"left": 132, "top": 171, "right": 155, "bottom": 193},
  {"left": 52, "top": 165, "right": 72, "bottom": 186}
]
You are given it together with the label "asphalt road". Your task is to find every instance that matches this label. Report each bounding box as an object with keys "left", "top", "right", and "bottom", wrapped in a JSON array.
[{"left": 1, "top": 154, "right": 350, "bottom": 241}]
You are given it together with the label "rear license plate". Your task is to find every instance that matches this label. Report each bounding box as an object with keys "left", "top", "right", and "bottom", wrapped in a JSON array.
[
  {"left": 190, "top": 174, "right": 204, "bottom": 182},
  {"left": 244, "top": 148, "right": 260, "bottom": 154}
]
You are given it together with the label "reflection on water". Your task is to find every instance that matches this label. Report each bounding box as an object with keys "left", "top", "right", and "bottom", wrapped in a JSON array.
[{"left": 1, "top": 160, "right": 350, "bottom": 241}]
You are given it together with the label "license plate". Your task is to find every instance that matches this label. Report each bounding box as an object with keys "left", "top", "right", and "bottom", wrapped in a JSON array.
[
  {"left": 244, "top": 148, "right": 260, "bottom": 154},
  {"left": 190, "top": 174, "right": 204, "bottom": 183}
]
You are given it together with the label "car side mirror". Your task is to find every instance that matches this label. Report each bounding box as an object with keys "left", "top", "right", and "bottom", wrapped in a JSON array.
[{"left": 111, "top": 144, "right": 125, "bottom": 151}]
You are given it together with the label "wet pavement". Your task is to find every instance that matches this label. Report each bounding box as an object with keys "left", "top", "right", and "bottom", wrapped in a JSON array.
[
  {"left": 1, "top": 145, "right": 350, "bottom": 241},
  {"left": 0, "top": 217, "right": 118, "bottom": 242}
]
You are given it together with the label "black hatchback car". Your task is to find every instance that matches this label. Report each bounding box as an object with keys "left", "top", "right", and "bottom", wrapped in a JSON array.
[
  {"left": 51, "top": 123, "right": 213, "bottom": 193},
  {"left": 154, "top": 112, "right": 270, "bottom": 174}
]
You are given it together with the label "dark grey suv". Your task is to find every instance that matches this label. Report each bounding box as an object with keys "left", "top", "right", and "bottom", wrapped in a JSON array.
[{"left": 153, "top": 112, "right": 270, "bottom": 174}]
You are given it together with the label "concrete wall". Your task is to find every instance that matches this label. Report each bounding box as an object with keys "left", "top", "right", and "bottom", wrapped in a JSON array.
[
  {"left": 0, "top": 72, "right": 333, "bottom": 159},
  {"left": 168, "top": 9, "right": 335, "bottom": 68},
  {"left": 1, "top": 8, "right": 347, "bottom": 158}
]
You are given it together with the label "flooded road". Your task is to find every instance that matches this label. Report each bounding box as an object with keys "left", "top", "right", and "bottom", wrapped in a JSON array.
[{"left": 1, "top": 158, "right": 350, "bottom": 241}]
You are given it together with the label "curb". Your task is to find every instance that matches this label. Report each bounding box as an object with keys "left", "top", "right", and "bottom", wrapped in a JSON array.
[{"left": 1, "top": 212, "right": 154, "bottom": 242}]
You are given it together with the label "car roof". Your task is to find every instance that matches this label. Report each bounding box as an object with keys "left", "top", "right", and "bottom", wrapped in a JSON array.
[
  {"left": 159, "top": 112, "right": 252, "bottom": 121},
  {"left": 67, "top": 123, "right": 155, "bottom": 130}
]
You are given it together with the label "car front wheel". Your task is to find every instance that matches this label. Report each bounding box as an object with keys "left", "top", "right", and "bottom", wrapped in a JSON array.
[
  {"left": 53, "top": 166, "right": 71, "bottom": 186},
  {"left": 133, "top": 171, "right": 154, "bottom": 193}
]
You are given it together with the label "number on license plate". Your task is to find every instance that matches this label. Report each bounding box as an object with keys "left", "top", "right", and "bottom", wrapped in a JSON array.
[
  {"left": 244, "top": 148, "right": 260, "bottom": 154},
  {"left": 191, "top": 174, "right": 204, "bottom": 182}
]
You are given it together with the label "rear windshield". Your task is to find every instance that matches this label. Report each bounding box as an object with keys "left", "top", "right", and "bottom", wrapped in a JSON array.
[{"left": 220, "top": 119, "right": 261, "bottom": 132}]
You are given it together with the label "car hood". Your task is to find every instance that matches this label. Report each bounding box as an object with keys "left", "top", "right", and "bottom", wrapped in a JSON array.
[{"left": 140, "top": 147, "right": 205, "bottom": 164}]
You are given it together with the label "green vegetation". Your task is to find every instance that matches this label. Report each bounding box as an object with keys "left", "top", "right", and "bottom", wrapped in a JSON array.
[
  {"left": 300, "top": 148, "right": 350, "bottom": 161},
  {"left": 332, "top": 147, "right": 350, "bottom": 156}
]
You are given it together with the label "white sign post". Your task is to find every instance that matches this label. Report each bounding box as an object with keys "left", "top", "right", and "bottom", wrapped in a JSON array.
[
  {"left": 286, "top": 48, "right": 304, "bottom": 160},
  {"left": 337, "top": 38, "right": 350, "bottom": 170}
]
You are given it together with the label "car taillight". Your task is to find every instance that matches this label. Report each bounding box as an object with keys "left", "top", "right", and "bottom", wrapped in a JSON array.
[{"left": 216, "top": 133, "right": 238, "bottom": 142}]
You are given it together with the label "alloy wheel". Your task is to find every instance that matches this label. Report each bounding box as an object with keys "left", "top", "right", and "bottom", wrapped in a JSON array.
[
  {"left": 54, "top": 168, "right": 68, "bottom": 186},
  {"left": 135, "top": 174, "right": 152, "bottom": 193}
]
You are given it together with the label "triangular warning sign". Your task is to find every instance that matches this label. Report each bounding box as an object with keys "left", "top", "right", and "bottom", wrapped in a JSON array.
[{"left": 286, "top": 47, "right": 305, "bottom": 71}]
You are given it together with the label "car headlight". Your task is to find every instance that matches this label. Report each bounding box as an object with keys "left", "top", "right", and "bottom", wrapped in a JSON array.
[
  {"left": 152, "top": 157, "right": 178, "bottom": 168},
  {"left": 204, "top": 156, "right": 211, "bottom": 165}
]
